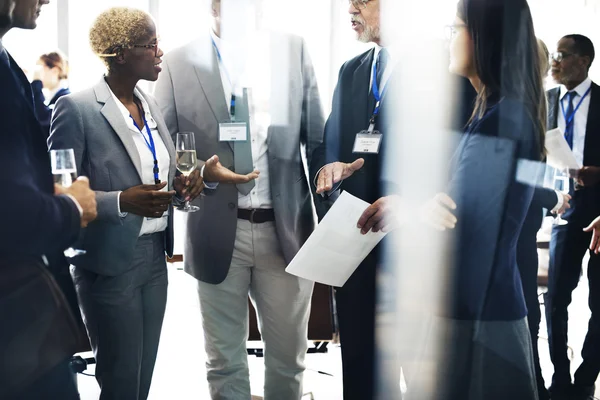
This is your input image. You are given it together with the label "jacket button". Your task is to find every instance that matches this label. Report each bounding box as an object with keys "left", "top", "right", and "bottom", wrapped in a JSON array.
[{"left": 228, "top": 203, "right": 236, "bottom": 210}]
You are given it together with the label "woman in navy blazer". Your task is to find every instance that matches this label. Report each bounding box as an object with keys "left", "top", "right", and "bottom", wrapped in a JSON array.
[
  {"left": 30, "top": 51, "right": 70, "bottom": 134},
  {"left": 414, "top": 0, "right": 547, "bottom": 398}
]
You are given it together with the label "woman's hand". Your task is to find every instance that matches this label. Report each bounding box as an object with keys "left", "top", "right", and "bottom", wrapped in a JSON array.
[
  {"left": 419, "top": 193, "right": 458, "bottom": 231},
  {"left": 174, "top": 170, "right": 204, "bottom": 201},
  {"left": 120, "top": 182, "right": 175, "bottom": 218}
]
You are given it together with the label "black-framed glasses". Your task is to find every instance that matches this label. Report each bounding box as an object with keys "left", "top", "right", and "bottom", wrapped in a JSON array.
[
  {"left": 348, "top": 0, "right": 370, "bottom": 10},
  {"left": 551, "top": 51, "right": 575, "bottom": 63},
  {"left": 444, "top": 24, "right": 467, "bottom": 40},
  {"left": 130, "top": 38, "right": 160, "bottom": 57}
]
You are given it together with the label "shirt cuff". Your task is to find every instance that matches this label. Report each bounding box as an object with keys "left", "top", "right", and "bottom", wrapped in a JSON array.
[
  {"left": 551, "top": 190, "right": 564, "bottom": 213},
  {"left": 65, "top": 194, "right": 83, "bottom": 217},
  {"left": 201, "top": 164, "right": 219, "bottom": 189},
  {"left": 117, "top": 191, "right": 128, "bottom": 218}
]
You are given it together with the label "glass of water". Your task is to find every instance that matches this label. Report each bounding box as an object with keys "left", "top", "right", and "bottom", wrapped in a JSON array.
[
  {"left": 50, "top": 149, "right": 86, "bottom": 257},
  {"left": 176, "top": 132, "right": 200, "bottom": 213},
  {"left": 553, "top": 169, "right": 570, "bottom": 226}
]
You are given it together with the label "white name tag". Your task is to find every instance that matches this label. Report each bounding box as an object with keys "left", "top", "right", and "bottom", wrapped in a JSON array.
[
  {"left": 219, "top": 122, "right": 248, "bottom": 142},
  {"left": 353, "top": 132, "right": 382, "bottom": 154}
]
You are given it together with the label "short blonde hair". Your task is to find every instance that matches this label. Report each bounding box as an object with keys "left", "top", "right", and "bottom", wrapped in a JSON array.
[{"left": 89, "top": 7, "right": 153, "bottom": 70}]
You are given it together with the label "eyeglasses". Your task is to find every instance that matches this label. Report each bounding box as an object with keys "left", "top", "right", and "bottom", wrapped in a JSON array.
[
  {"left": 551, "top": 51, "right": 575, "bottom": 63},
  {"left": 444, "top": 24, "right": 467, "bottom": 40},
  {"left": 130, "top": 38, "right": 160, "bottom": 57},
  {"left": 348, "top": 0, "right": 370, "bottom": 10}
]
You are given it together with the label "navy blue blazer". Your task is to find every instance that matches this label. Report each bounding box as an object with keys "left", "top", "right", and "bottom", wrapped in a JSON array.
[
  {"left": 31, "top": 80, "right": 70, "bottom": 135},
  {"left": 0, "top": 52, "right": 80, "bottom": 259},
  {"left": 448, "top": 97, "right": 541, "bottom": 320}
]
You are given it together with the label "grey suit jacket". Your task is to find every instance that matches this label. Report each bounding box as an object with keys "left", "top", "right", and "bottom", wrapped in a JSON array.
[
  {"left": 48, "top": 78, "right": 176, "bottom": 276},
  {"left": 154, "top": 32, "right": 324, "bottom": 284}
]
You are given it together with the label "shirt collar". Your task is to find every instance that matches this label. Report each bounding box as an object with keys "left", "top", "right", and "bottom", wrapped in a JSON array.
[
  {"left": 106, "top": 82, "right": 157, "bottom": 130},
  {"left": 560, "top": 77, "right": 592, "bottom": 100},
  {"left": 373, "top": 43, "right": 397, "bottom": 67}
]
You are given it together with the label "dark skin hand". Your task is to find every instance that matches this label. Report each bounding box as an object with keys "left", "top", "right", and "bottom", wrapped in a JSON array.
[
  {"left": 174, "top": 169, "right": 204, "bottom": 201},
  {"left": 120, "top": 181, "right": 176, "bottom": 218},
  {"left": 572, "top": 166, "right": 600, "bottom": 187}
]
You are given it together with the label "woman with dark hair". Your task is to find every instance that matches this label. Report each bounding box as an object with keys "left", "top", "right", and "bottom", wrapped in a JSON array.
[
  {"left": 30, "top": 51, "right": 70, "bottom": 134},
  {"left": 417, "top": 0, "right": 546, "bottom": 398}
]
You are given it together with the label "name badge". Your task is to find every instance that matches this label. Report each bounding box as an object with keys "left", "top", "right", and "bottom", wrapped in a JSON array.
[
  {"left": 353, "top": 131, "right": 382, "bottom": 154},
  {"left": 219, "top": 122, "right": 248, "bottom": 142}
]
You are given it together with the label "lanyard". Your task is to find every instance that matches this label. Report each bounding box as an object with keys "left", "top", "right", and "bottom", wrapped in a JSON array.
[
  {"left": 130, "top": 104, "right": 160, "bottom": 184},
  {"left": 211, "top": 38, "right": 237, "bottom": 122},
  {"left": 561, "top": 87, "right": 591, "bottom": 128},
  {"left": 367, "top": 56, "right": 389, "bottom": 133}
]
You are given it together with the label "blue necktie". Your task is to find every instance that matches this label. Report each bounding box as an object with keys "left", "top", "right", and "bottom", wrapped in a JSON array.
[{"left": 564, "top": 91, "right": 577, "bottom": 149}]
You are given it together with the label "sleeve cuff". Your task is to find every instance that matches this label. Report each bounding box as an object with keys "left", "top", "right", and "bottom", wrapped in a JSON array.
[
  {"left": 551, "top": 190, "right": 564, "bottom": 213},
  {"left": 201, "top": 164, "right": 219, "bottom": 189},
  {"left": 117, "top": 191, "right": 128, "bottom": 218},
  {"left": 65, "top": 194, "right": 83, "bottom": 217}
]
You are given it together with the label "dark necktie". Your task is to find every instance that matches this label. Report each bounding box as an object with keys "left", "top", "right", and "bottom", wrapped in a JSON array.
[
  {"left": 564, "top": 91, "right": 577, "bottom": 149},
  {"left": 233, "top": 88, "right": 255, "bottom": 196}
]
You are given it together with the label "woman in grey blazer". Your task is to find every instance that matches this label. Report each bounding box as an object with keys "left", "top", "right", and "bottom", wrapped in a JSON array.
[{"left": 48, "top": 7, "right": 204, "bottom": 399}]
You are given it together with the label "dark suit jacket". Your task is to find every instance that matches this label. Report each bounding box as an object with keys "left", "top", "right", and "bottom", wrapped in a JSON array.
[
  {"left": 310, "top": 48, "right": 394, "bottom": 221},
  {"left": 544, "top": 82, "right": 600, "bottom": 222},
  {"left": 31, "top": 80, "right": 70, "bottom": 134},
  {"left": 0, "top": 52, "right": 80, "bottom": 259}
]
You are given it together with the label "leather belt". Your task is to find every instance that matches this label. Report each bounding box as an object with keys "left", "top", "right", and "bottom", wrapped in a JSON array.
[{"left": 237, "top": 208, "right": 275, "bottom": 224}]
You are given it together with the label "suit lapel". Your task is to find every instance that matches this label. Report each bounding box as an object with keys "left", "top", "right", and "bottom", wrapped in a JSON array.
[
  {"left": 94, "top": 79, "right": 144, "bottom": 182},
  {"left": 143, "top": 90, "right": 177, "bottom": 188},
  {"left": 583, "top": 82, "right": 600, "bottom": 164},
  {"left": 353, "top": 49, "right": 375, "bottom": 131}
]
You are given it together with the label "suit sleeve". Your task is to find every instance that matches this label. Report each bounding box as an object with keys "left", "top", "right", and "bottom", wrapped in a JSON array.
[
  {"left": 0, "top": 95, "right": 80, "bottom": 256},
  {"left": 49, "top": 95, "right": 123, "bottom": 224},
  {"left": 298, "top": 38, "right": 325, "bottom": 171},
  {"left": 533, "top": 187, "right": 560, "bottom": 211}
]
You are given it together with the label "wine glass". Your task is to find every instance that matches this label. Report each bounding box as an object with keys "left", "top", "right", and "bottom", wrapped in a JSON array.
[
  {"left": 50, "top": 149, "right": 86, "bottom": 257},
  {"left": 553, "top": 169, "right": 570, "bottom": 226},
  {"left": 176, "top": 132, "right": 200, "bottom": 213}
]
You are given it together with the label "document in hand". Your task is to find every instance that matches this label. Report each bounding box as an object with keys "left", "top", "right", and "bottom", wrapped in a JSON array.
[
  {"left": 545, "top": 128, "right": 581, "bottom": 170},
  {"left": 285, "top": 191, "right": 388, "bottom": 287}
]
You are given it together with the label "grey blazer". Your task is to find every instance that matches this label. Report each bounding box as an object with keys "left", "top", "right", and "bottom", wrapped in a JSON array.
[
  {"left": 154, "top": 32, "right": 325, "bottom": 284},
  {"left": 48, "top": 79, "right": 176, "bottom": 276}
]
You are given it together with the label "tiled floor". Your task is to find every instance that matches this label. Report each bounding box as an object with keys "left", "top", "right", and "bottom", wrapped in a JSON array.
[{"left": 76, "top": 255, "right": 600, "bottom": 399}]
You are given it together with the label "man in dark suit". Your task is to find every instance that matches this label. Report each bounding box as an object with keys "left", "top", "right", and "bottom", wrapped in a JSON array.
[
  {"left": 0, "top": 0, "right": 96, "bottom": 398},
  {"left": 310, "top": 1, "right": 400, "bottom": 399},
  {"left": 542, "top": 34, "right": 600, "bottom": 400}
]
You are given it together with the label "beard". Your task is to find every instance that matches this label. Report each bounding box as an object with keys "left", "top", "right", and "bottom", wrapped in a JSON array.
[{"left": 352, "top": 15, "right": 380, "bottom": 43}]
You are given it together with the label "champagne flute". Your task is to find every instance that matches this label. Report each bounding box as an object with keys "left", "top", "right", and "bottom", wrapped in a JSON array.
[
  {"left": 176, "top": 132, "right": 200, "bottom": 213},
  {"left": 50, "top": 149, "right": 86, "bottom": 257},
  {"left": 553, "top": 169, "right": 570, "bottom": 226}
]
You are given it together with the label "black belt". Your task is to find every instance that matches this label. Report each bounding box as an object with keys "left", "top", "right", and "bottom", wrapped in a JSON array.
[{"left": 237, "top": 208, "right": 275, "bottom": 223}]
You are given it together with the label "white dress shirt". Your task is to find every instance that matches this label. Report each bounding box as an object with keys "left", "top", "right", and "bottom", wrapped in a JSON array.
[
  {"left": 109, "top": 85, "right": 171, "bottom": 236},
  {"left": 211, "top": 29, "right": 273, "bottom": 209},
  {"left": 558, "top": 77, "right": 592, "bottom": 168}
]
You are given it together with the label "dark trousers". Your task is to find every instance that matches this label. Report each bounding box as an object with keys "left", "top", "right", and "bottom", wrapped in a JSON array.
[
  {"left": 516, "top": 208, "right": 546, "bottom": 396},
  {"left": 335, "top": 254, "right": 377, "bottom": 400},
  {"left": 11, "top": 358, "right": 79, "bottom": 400},
  {"left": 71, "top": 233, "right": 168, "bottom": 400},
  {"left": 545, "top": 218, "right": 600, "bottom": 389}
]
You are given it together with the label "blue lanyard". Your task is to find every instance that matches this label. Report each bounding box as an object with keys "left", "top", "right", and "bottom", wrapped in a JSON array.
[
  {"left": 370, "top": 57, "right": 389, "bottom": 124},
  {"left": 130, "top": 109, "right": 160, "bottom": 184},
  {"left": 561, "top": 87, "right": 591, "bottom": 128},
  {"left": 211, "top": 38, "right": 237, "bottom": 122}
]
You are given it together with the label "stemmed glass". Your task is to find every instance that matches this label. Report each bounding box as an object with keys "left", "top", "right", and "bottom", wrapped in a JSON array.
[
  {"left": 50, "top": 149, "right": 87, "bottom": 257},
  {"left": 176, "top": 132, "right": 200, "bottom": 213},
  {"left": 553, "top": 169, "right": 570, "bottom": 226}
]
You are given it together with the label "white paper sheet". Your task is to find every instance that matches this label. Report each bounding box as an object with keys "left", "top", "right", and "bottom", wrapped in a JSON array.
[
  {"left": 545, "top": 128, "right": 581, "bottom": 170},
  {"left": 285, "top": 191, "right": 387, "bottom": 287}
]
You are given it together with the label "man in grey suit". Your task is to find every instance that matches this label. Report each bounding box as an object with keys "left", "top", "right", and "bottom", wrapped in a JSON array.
[{"left": 154, "top": 1, "right": 324, "bottom": 398}]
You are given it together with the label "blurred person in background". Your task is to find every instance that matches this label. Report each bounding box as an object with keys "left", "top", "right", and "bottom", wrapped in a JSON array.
[
  {"left": 543, "top": 34, "right": 600, "bottom": 400},
  {"left": 154, "top": 0, "right": 324, "bottom": 398},
  {"left": 310, "top": 0, "right": 402, "bottom": 398},
  {"left": 48, "top": 7, "right": 203, "bottom": 399},
  {"left": 0, "top": 0, "right": 97, "bottom": 398},
  {"left": 416, "top": 0, "right": 546, "bottom": 398},
  {"left": 30, "top": 50, "right": 70, "bottom": 134}
]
